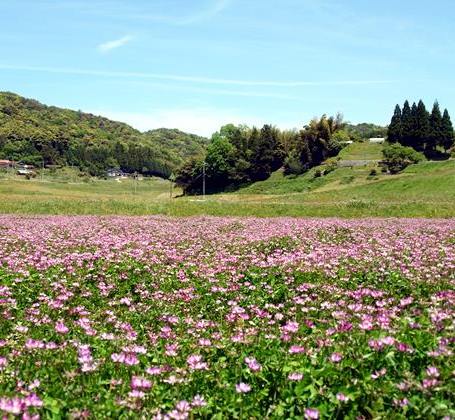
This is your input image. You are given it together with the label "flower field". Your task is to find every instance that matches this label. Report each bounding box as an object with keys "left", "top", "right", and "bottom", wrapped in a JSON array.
[{"left": 0, "top": 216, "right": 454, "bottom": 419}]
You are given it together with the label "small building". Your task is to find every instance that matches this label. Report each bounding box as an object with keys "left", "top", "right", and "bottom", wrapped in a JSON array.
[
  {"left": 369, "top": 137, "right": 385, "bottom": 144},
  {"left": 17, "top": 169, "right": 34, "bottom": 176},
  {"left": 107, "top": 169, "right": 127, "bottom": 178}
]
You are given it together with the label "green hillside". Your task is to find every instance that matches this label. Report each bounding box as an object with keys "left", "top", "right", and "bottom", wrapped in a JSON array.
[
  {"left": 0, "top": 92, "right": 208, "bottom": 177},
  {"left": 345, "top": 122, "right": 387, "bottom": 140},
  {"left": 230, "top": 142, "right": 455, "bottom": 214}
]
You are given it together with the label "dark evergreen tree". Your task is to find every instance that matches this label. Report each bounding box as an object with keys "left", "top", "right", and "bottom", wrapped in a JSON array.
[
  {"left": 250, "top": 124, "right": 282, "bottom": 181},
  {"left": 400, "top": 100, "right": 413, "bottom": 147},
  {"left": 407, "top": 102, "right": 418, "bottom": 148},
  {"left": 441, "top": 109, "right": 455, "bottom": 151},
  {"left": 428, "top": 101, "right": 443, "bottom": 154},
  {"left": 300, "top": 138, "right": 312, "bottom": 168},
  {"left": 387, "top": 104, "right": 402, "bottom": 143},
  {"left": 414, "top": 100, "right": 430, "bottom": 152}
]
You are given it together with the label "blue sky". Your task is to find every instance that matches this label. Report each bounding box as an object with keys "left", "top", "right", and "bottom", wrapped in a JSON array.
[{"left": 1, "top": 0, "right": 455, "bottom": 136}]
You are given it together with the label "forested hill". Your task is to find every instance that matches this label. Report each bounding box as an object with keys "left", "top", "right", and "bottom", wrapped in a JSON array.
[
  {"left": 345, "top": 123, "right": 387, "bottom": 140},
  {"left": 0, "top": 92, "right": 208, "bottom": 177}
]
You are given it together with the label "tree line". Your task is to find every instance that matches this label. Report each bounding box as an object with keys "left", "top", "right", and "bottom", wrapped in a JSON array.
[
  {"left": 175, "top": 114, "right": 348, "bottom": 195},
  {"left": 387, "top": 100, "right": 454, "bottom": 158}
]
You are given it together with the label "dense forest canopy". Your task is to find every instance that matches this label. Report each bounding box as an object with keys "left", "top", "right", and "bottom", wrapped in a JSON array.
[{"left": 0, "top": 92, "right": 208, "bottom": 177}]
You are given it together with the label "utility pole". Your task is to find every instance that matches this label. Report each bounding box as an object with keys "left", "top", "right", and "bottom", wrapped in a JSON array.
[
  {"left": 169, "top": 173, "right": 175, "bottom": 200},
  {"left": 41, "top": 158, "right": 44, "bottom": 182},
  {"left": 202, "top": 161, "right": 206, "bottom": 200}
]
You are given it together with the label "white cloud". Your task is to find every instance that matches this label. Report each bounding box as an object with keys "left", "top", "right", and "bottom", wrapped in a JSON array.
[
  {"left": 88, "top": 108, "right": 271, "bottom": 137},
  {"left": 97, "top": 35, "right": 133, "bottom": 53}
]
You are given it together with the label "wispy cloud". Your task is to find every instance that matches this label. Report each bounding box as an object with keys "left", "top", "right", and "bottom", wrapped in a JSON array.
[
  {"left": 175, "top": 0, "right": 231, "bottom": 25},
  {"left": 97, "top": 35, "right": 133, "bottom": 53},
  {"left": 0, "top": 64, "right": 396, "bottom": 88},
  {"left": 46, "top": 0, "right": 231, "bottom": 26}
]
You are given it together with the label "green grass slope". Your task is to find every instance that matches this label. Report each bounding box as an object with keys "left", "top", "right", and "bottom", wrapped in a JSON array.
[
  {"left": 222, "top": 142, "right": 455, "bottom": 217},
  {"left": 338, "top": 142, "right": 383, "bottom": 160}
]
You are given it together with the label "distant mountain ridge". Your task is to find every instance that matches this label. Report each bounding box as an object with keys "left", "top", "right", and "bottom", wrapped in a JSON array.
[{"left": 0, "top": 92, "right": 208, "bottom": 177}]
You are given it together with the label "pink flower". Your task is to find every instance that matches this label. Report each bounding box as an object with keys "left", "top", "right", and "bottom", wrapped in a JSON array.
[
  {"left": 55, "top": 321, "right": 69, "bottom": 334},
  {"left": 165, "top": 343, "right": 179, "bottom": 357},
  {"left": 187, "top": 355, "right": 208, "bottom": 370},
  {"left": 359, "top": 320, "right": 374, "bottom": 330},
  {"left": 305, "top": 408, "right": 319, "bottom": 419},
  {"left": 111, "top": 352, "right": 139, "bottom": 366},
  {"left": 371, "top": 368, "right": 387, "bottom": 379},
  {"left": 393, "top": 398, "right": 409, "bottom": 407},
  {"left": 336, "top": 392, "right": 348, "bottom": 402},
  {"left": 288, "top": 345, "right": 305, "bottom": 354},
  {"left": 0, "top": 356, "right": 7, "bottom": 369},
  {"left": 191, "top": 395, "right": 207, "bottom": 407},
  {"left": 330, "top": 352, "right": 343, "bottom": 363},
  {"left": 131, "top": 376, "right": 152, "bottom": 390},
  {"left": 24, "top": 393, "right": 43, "bottom": 408},
  {"left": 175, "top": 400, "right": 191, "bottom": 412},
  {"left": 288, "top": 372, "right": 304, "bottom": 381},
  {"left": 198, "top": 338, "right": 212, "bottom": 347},
  {"left": 28, "top": 380, "right": 40, "bottom": 390},
  {"left": 422, "top": 378, "right": 439, "bottom": 389},
  {"left": 128, "top": 390, "right": 145, "bottom": 399},
  {"left": 146, "top": 366, "right": 163, "bottom": 376},
  {"left": 244, "top": 357, "right": 262, "bottom": 372},
  {"left": 235, "top": 382, "right": 251, "bottom": 393},
  {"left": 426, "top": 366, "right": 440, "bottom": 377},
  {"left": 0, "top": 396, "right": 23, "bottom": 414},
  {"left": 282, "top": 321, "right": 299, "bottom": 334}
]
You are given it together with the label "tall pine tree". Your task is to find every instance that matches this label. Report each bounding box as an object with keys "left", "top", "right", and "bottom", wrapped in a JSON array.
[
  {"left": 428, "top": 101, "right": 443, "bottom": 154},
  {"left": 400, "top": 100, "right": 413, "bottom": 147},
  {"left": 408, "top": 102, "right": 418, "bottom": 148},
  {"left": 387, "top": 104, "right": 402, "bottom": 143},
  {"left": 414, "top": 100, "right": 430, "bottom": 152},
  {"left": 441, "top": 109, "right": 455, "bottom": 151}
]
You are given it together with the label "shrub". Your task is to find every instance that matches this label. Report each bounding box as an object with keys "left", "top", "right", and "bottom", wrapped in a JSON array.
[
  {"left": 283, "top": 153, "right": 305, "bottom": 176},
  {"left": 323, "top": 160, "right": 338, "bottom": 175},
  {"left": 382, "top": 143, "right": 424, "bottom": 174}
]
